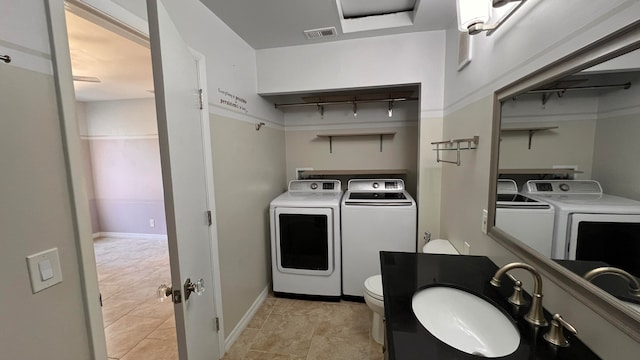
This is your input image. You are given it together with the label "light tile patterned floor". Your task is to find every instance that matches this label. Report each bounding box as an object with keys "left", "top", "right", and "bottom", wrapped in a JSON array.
[
  {"left": 94, "top": 237, "right": 178, "bottom": 360},
  {"left": 223, "top": 296, "right": 385, "bottom": 360},
  {"left": 96, "top": 236, "right": 383, "bottom": 359}
]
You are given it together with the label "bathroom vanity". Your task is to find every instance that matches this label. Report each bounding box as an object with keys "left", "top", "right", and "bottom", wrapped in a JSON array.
[{"left": 381, "top": 252, "right": 600, "bottom": 359}]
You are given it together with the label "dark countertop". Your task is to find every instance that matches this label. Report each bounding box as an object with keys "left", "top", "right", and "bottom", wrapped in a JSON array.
[{"left": 381, "top": 252, "right": 600, "bottom": 360}]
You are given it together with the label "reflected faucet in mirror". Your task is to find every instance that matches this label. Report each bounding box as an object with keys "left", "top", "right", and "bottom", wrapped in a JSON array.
[{"left": 584, "top": 267, "right": 640, "bottom": 299}]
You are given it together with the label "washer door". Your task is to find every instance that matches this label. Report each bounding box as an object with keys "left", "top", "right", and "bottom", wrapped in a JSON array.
[{"left": 275, "top": 207, "right": 334, "bottom": 276}]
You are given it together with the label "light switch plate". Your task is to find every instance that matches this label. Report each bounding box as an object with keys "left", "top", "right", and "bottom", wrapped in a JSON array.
[
  {"left": 26, "top": 248, "right": 63, "bottom": 293},
  {"left": 481, "top": 209, "right": 488, "bottom": 234}
]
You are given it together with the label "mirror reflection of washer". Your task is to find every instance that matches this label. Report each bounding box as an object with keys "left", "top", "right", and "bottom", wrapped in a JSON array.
[
  {"left": 341, "top": 179, "right": 417, "bottom": 299},
  {"left": 495, "top": 179, "right": 555, "bottom": 257},
  {"left": 269, "top": 180, "right": 343, "bottom": 300}
]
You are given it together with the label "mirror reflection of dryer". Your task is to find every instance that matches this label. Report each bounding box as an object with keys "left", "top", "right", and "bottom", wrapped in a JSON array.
[
  {"left": 495, "top": 179, "right": 555, "bottom": 257},
  {"left": 523, "top": 180, "right": 640, "bottom": 278},
  {"left": 269, "top": 180, "right": 343, "bottom": 300}
]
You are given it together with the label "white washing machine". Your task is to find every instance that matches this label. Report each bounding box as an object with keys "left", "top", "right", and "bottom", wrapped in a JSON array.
[
  {"left": 523, "top": 180, "right": 640, "bottom": 276},
  {"left": 341, "top": 179, "right": 416, "bottom": 299},
  {"left": 270, "top": 180, "right": 343, "bottom": 300},
  {"left": 495, "top": 179, "right": 555, "bottom": 257}
]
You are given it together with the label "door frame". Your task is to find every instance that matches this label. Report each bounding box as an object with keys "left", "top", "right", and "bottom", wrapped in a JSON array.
[{"left": 45, "top": 0, "right": 225, "bottom": 357}]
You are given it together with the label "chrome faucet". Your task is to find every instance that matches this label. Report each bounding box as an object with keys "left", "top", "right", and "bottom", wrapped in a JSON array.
[
  {"left": 490, "top": 262, "right": 548, "bottom": 326},
  {"left": 584, "top": 266, "right": 640, "bottom": 298}
]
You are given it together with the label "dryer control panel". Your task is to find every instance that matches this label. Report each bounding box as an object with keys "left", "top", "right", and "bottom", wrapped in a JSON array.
[
  {"left": 288, "top": 180, "right": 342, "bottom": 193},
  {"left": 524, "top": 180, "right": 602, "bottom": 195}
]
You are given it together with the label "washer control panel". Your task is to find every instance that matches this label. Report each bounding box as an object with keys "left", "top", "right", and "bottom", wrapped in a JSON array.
[{"left": 347, "top": 179, "right": 405, "bottom": 192}]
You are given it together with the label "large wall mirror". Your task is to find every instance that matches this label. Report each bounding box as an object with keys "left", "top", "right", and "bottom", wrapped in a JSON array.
[{"left": 488, "top": 21, "right": 640, "bottom": 341}]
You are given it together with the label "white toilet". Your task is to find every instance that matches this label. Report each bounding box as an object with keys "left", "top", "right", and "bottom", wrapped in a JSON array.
[{"left": 363, "top": 239, "right": 460, "bottom": 345}]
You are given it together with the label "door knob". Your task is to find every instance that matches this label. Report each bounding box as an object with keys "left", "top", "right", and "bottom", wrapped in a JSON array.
[
  {"left": 184, "top": 278, "right": 205, "bottom": 300},
  {"left": 157, "top": 284, "right": 173, "bottom": 302}
]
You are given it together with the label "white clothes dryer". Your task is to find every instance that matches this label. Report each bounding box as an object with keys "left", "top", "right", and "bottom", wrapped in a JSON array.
[
  {"left": 270, "top": 180, "right": 343, "bottom": 300},
  {"left": 523, "top": 180, "right": 640, "bottom": 276}
]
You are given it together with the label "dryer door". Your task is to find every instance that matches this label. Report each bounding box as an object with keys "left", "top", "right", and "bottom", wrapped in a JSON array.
[
  {"left": 568, "top": 213, "right": 640, "bottom": 277},
  {"left": 274, "top": 207, "right": 334, "bottom": 276}
]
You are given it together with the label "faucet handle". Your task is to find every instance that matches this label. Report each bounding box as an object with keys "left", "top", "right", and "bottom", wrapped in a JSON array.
[
  {"left": 506, "top": 274, "right": 528, "bottom": 306},
  {"left": 543, "top": 314, "right": 577, "bottom": 347},
  {"left": 508, "top": 279, "right": 528, "bottom": 306}
]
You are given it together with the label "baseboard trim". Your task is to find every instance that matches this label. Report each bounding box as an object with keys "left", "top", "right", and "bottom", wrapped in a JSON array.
[
  {"left": 224, "top": 284, "right": 270, "bottom": 353},
  {"left": 92, "top": 232, "right": 168, "bottom": 241}
]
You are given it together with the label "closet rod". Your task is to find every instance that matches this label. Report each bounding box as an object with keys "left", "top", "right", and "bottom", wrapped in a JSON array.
[
  {"left": 274, "top": 97, "right": 418, "bottom": 109},
  {"left": 527, "top": 82, "right": 631, "bottom": 94}
]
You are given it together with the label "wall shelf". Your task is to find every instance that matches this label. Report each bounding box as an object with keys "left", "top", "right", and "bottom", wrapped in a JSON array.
[
  {"left": 501, "top": 126, "right": 558, "bottom": 149},
  {"left": 499, "top": 168, "right": 583, "bottom": 175},
  {"left": 316, "top": 132, "right": 396, "bottom": 153},
  {"left": 431, "top": 136, "right": 479, "bottom": 166},
  {"left": 499, "top": 168, "right": 583, "bottom": 179},
  {"left": 300, "top": 169, "right": 408, "bottom": 178}
]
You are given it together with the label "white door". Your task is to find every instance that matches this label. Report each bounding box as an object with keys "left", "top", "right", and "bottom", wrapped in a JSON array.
[{"left": 147, "top": 1, "right": 220, "bottom": 359}]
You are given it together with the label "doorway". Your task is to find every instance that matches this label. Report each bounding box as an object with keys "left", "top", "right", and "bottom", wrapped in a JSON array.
[{"left": 64, "top": 5, "right": 178, "bottom": 359}]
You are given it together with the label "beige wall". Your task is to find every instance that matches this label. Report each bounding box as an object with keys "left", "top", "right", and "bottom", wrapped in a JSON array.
[
  {"left": 499, "top": 119, "right": 597, "bottom": 180},
  {"left": 210, "top": 115, "right": 286, "bottom": 336},
  {"left": 0, "top": 61, "right": 91, "bottom": 359},
  {"left": 592, "top": 79, "right": 640, "bottom": 200},
  {"left": 285, "top": 126, "right": 418, "bottom": 196},
  {"left": 440, "top": 96, "right": 640, "bottom": 359},
  {"left": 417, "top": 116, "right": 443, "bottom": 248},
  {"left": 592, "top": 113, "right": 640, "bottom": 200}
]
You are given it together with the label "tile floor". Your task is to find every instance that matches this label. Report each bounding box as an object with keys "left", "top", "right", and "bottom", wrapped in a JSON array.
[
  {"left": 222, "top": 296, "right": 384, "bottom": 360},
  {"left": 96, "top": 236, "right": 383, "bottom": 360},
  {"left": 94, "top": 237, "right": 177, "bottom": 360}
]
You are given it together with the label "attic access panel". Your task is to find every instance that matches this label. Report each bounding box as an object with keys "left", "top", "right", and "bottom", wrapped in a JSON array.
[
  {"left": 339, "top": 0, "right": 417, "bottom": 19},
  {"left": 336, "top": 0, "right": 418, "bottom": 33}
]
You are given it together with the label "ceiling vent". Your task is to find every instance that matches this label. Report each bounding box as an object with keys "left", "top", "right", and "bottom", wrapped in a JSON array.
[{"left": 303, "top": 27, "right": 337, "bottom": 40}]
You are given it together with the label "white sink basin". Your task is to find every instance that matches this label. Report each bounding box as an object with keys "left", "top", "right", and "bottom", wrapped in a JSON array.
[{"left": 412, "top": 286, "right": 520, "bottom": 358}]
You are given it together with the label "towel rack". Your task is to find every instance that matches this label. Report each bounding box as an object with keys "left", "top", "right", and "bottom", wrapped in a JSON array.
[
  {"left": 431, "top": 136, "right": 479, "bottom": 166},
  {"left": 1, "top": 55, "right": 11, "bottom": 63}
]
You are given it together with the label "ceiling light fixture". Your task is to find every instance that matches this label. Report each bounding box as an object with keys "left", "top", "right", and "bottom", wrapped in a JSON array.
[{"left": 456, "top": 0, "right": 527, "bottom": 36}]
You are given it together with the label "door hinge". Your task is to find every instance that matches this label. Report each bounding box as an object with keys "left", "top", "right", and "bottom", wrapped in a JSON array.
[
  {"left": 207, "top": 210, "right": 212, "bottom": 226},
  {"left": 215, "top": 317, "right": 220, "bottom": 332},
  {"left": 199, "top": 88, "right": 204, "bottom": 110},
  {"left": 172, "top": 289, "right": 182, "bottom": 304}
]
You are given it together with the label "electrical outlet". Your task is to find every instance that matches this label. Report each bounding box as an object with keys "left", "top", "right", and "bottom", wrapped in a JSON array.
[
  {"left": 481, "top": 209, "right": 488, "bottom": 234},
  {"left": 149, "top": 218, "right": 155, "bottom": 228}
]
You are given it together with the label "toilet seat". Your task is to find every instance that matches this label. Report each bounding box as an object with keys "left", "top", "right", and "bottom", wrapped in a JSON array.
[{"left": 364, "top": 275, "right": 384, "bottom": 301}]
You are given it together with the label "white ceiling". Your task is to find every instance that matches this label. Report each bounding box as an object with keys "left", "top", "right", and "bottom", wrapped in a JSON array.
[
  {"left": 66, "top": 10, "right": 154, "bottom": 102},
  {"left": 67, "top": 0, "right": 456, "bottom": 102},
  {"left": 200, "top": 0, "right": 456, "bottom": 49}
]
